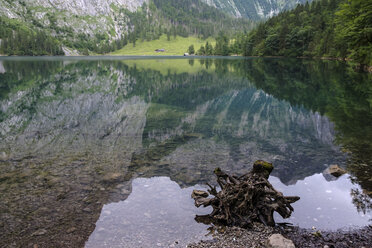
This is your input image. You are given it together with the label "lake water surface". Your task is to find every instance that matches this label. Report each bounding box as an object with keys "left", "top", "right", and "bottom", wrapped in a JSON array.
[{"left": 0, "top": 57, "right": 371, "bottom": 247}]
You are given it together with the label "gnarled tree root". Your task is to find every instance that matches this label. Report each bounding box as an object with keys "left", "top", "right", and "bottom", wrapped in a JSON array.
[{"left": 192, "top": 160, "right": 300, "bottom": 227}]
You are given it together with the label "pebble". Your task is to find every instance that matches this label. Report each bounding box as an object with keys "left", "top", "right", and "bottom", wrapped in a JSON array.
[
  {"left": 66, "top": 227, "right": 77, "bottom": 234},
  {"left": 31, "top": 229, "right": 47, "bottom": 236},
  {"left": 83, "top": 207, "right": 92, "bottom": 212}
]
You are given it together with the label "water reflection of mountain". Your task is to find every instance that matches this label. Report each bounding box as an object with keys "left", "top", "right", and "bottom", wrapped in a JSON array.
[
  {"left": 0, "top": 60, "right": 147, "bottom": 247},
  {"left": 239, "top": 58, "right": 372, "bottom": 195},
  {"left": 0, "top": 58, "right": 370, "bottom": 247},
  {"left": 0, "top": 59, "right": 344, "bottom": 184},
  {"left": 139, "top": 88, "right": 342, "bottom": 186}
]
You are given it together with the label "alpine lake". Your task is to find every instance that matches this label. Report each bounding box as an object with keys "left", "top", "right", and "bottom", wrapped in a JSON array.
[{"left": 0, "top": 56, "right": 371, "bottom": 247}]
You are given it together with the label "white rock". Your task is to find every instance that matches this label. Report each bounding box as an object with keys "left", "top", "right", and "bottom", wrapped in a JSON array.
[{"left": 266, "top": 234, "right": 295, "bottom": 248}]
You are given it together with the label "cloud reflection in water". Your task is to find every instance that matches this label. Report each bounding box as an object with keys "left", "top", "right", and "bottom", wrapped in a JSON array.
[{"left": 86, "top": 177, "right": 212, "bottom": 248}]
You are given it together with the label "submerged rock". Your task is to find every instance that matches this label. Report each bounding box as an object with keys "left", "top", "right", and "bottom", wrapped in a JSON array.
[
  {"left": 265, "top": 234, "right": 295, "bottom": 248},
  {"left": 323, "top": 164, "right": 347, "bottom": 180},
  {"left": 103, "top": 173, "right": 122, "bottom": 183},
  {"left": 0, "top": 152, "right": 8, "bottom": 161}
]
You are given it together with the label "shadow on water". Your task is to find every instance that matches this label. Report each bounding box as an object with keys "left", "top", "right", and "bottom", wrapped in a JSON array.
[{"left": 0, "top": 57, "right": 371, "bottom": 247}]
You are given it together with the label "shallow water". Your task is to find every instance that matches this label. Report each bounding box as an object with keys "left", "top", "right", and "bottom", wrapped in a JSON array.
[
  {"left": 0, "top": 57, "right": 371, "bottom": 247},
  {"left": 86, "top": 177, "right": 212, "bottom": 248}
]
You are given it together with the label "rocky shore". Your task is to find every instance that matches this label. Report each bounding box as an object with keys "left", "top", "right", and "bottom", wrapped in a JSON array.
[{"left": 187, "top": 223, "right": 372, "bottom": 248}]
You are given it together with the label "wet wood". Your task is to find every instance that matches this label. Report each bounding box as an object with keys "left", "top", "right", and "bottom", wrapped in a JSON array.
[{"left": 192, "top": 160, "right": 300, "bottom": 227}]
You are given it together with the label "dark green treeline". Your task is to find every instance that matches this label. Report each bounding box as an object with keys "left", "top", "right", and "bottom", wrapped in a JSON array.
[
  {"left": 242, "top": 0, "right": 372, "bottom": 66},
  {"left": 196, "top": 0, "right": 371, "bottom": 68}
]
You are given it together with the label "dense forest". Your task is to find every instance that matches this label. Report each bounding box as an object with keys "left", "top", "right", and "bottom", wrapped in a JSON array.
[
  {"left": 243, "top": 0, "right": 372, "bottom": 67},
  {"left": 192, "top": 0, "right": 372, "bottom": 68},
  {"left": 194, "top": 32, "right": 246, "bottom": 55}
]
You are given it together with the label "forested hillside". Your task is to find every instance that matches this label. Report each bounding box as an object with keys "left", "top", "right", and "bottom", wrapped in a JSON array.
[
  {"left": 0, "top": 0, "right": 252, "bottom": 56},
  {"left": 242, "top": 0, "right": 372, "bottom": 67},
  {"left": 0, "top": 16, "right": 64, "bottom": 56},
  {"left": 191, "top": 0, "right": 371, "bottom": 69},
  {"left": 152, "top": 0, "right": 249, "bottom": 37}
]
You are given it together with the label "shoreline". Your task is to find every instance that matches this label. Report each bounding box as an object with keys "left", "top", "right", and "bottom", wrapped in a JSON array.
[
  {"left": 1, "top": 54, "right": 371, "bottom": 73},
  {"left": 187, "top": 223, "right": 372, "bottom": 248}
]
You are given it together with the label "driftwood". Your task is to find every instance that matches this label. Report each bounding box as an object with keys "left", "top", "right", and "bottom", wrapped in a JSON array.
[{"left": 192, "top": 160, "right": 300, "bottom": 227}]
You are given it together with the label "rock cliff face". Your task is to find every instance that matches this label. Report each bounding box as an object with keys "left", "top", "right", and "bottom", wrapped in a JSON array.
[
  {"left": 0, "top": 0, "right": 146, "bottom": 17},
  {"left": 201, "top": 0, "right": 311, "bottom": 19},
  {"left": 0, "top": 0, "right": 147, "bottom": 42},
  {"left": 30, "top": 0, "right": 146, "bottom": 15}
]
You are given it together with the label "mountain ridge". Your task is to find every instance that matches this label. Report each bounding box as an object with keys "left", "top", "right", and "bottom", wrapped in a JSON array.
[{"left": 201, "top": 0, "right": 313, "bottom": 20}]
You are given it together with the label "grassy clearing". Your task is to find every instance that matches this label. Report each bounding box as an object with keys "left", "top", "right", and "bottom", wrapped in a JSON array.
[{"left": 110, "top": 35, "right": 215, "bottom": 56}]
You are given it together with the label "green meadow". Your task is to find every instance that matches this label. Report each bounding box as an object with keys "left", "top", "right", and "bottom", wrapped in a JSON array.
[{"left": 110, "top": 35, "right": 215, "bottom": 56}]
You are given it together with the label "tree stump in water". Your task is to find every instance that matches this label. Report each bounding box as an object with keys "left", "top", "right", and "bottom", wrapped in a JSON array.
[{"left": 192, "top": 160, "right": 300, "bottom": 227}]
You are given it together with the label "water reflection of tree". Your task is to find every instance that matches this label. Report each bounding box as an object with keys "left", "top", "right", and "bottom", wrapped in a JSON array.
[
  {"left": 350, "top": 188, "right": 372, "bottom": 214},
  {"left": 128, "top": 59, "right": 344, "bottom": 185},
  {"left": 188, "top": 59, "right": 194, "bottom": 66},
  {"left": 0, "top": 60, "right": 63, "bottom": 100},
  {"left": 231, "top": 58, "right": 372, "bottom": 211},
  {"left": 118, "top": 58, "right": 369, "bottom": 190}
]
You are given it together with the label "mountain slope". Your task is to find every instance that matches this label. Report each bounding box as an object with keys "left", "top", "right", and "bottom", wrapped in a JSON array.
[
  {"left": 0, "top": 0, "right": 252, "bottom": 55},
  {"left": 0, "top": 0, "right": 145, "bottom": 41},
  {"left": 201, "top": 0, "right": 312, "bottom": 20}
]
